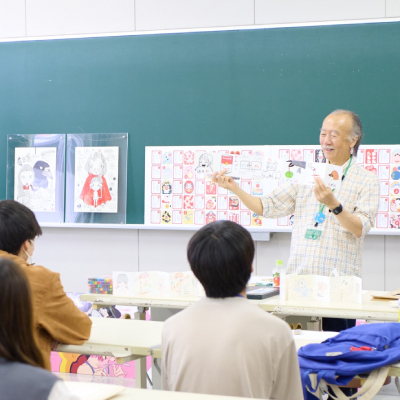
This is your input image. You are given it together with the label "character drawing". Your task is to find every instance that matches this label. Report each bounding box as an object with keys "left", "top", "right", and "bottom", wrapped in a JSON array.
[
  {"left": 162, "top": 181, "right": 172, "bottom": 194},
  {"left": 390, "top": 214, "right": 400, "bottom": 229},
  {"left": 80, "top": 150, "right": 112, "bottom": 208},
  {"left": 393, "top": 150, "right": 400, "bottom": 163},
  {"left": 171, "top": 272, "right": 190, "bottom": 295},
  {"left": 89, "top": 177, "right": 103, "bottom": 207},
  {"left": 195, "top": 153, "right": 213, "bottom": 173},
  {"left": 16, "top": 164, "right": 35, "bottom": 204},
  {"left": 287, "top": 160, "right": 306, "bottom": 174},
  {"left": 206, "top": 211, "right": 216, "bottom": 224},
  {"left": 32, "top": 160, "right": 53, "bottom": 189},
  {"left": 263, "top": 161, "right": 281, "bottom": 180},
  {"left": 116, "top": 274, "right": 130, "bottom": 295}
]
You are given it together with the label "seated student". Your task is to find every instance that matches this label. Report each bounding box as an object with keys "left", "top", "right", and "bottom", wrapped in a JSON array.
[
  {"left": 162, "top": 220, "right": 303, "bottom": 400},
  {"left": 0, "top": 200, "right": 91, "bottom": 370},
  {"left": 0, "top": 258, "right": 77, "bottom": 400}
]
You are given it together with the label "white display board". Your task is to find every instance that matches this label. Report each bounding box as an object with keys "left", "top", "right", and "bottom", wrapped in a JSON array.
[{"left": 145, "top": 145, "right": 400, "bottom": 233}]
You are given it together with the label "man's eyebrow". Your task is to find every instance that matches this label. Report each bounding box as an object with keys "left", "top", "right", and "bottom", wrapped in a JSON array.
[{"left": 320, "top": 129, "right": 340, "bottom": 133}]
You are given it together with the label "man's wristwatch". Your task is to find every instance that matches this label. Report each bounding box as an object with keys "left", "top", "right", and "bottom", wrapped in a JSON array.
[{"left": 331, "top": 203, "right": 343, "bottom": 215}]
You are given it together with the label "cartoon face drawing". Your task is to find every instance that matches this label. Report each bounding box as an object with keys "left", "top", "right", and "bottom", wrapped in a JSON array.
[
  {"left": 391, "top": 198, "right": 400, "bottom": 213},
  {"left": 162, "top": 180, "right": 172, "bottom": 194},
  {"left": 393, "top": 150, "right": 400, "bottom": 163},
  {"left": 195, "top": 153, "right": 213, "bottom": 173},
  {"left": 19, "top": 166, "right": 35, "bottom": 188},
  {"left": 206, "top": 211, "right": 216, "bottom": 224},
  {"left": 184, "top": 180, "right": 194, "bottom": 194},
  {"left": 163, "top": 152, "right": 172, "bottom": 164}
]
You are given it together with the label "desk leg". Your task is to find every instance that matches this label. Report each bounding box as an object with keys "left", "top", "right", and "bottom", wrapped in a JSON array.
[
  {"left": 135, "top": 356, "right": 147, "bottom": 389},
  {"left": 134, "top": 306, "right": 148, "bottom": 321},
  {"left": 134, "top": 307, "right": 148, "bottom": 388}
]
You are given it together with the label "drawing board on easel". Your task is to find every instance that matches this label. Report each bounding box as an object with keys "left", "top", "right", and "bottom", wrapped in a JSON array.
[
  {"left": 65, "top": 133, "right": 128, "bottom": 224},
  {"left": 6, "top": 134, "right": 65, "bottom": 223}
]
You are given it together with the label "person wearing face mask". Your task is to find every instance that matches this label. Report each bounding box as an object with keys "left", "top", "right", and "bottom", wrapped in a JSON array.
[
  {"left": 212, "top": 110, "right": 379, "bottom": 334},
  {"left": 0, "top": 200, "right": 92, "bottom": 370}
]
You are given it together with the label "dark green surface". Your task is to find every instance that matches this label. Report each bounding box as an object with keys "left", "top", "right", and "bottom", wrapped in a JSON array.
[{"left": 1, "top": 23, "right": 399, "bottom": 223}]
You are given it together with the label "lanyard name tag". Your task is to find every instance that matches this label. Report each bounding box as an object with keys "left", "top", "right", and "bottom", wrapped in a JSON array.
[{"left": 305, "top": 228, "right": 322, "bottom": 240}]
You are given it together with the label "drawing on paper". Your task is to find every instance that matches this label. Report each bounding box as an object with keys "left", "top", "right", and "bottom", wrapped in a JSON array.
[
  {"left": 14, "top": 147, "right": 56, "bottom": 212},
  {"left": 74, "top": 147, "right": 119, "bottom": 213},
  {"left": 195, "top": 153, "right": 214, "bottom": 174},
  {"left": 112, "top": 271, "right": 134, "bottom": 296}
]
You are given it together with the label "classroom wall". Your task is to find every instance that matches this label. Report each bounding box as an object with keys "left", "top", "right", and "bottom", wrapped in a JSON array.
[
  {"left": 35, "top": 228, "right": 395, "bottom": 293},
  {"left": 2, "top": 1, "right": 400, "bottom": 293},
  {"left": 1, "top": 0, "right": 400, "bottom": 40}
]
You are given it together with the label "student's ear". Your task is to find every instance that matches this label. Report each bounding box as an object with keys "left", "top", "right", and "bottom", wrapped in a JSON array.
[{"left": 251, "top": 264, "right": 254, "bottom": 274}]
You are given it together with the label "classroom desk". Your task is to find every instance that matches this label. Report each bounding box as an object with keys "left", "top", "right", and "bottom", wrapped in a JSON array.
[
  {"left": 80, "top": 291, "right": 398, "bottom": 322},
  {"left": 64, "top": 381, "right": 269, "bottom": 400},
  {"left": 57, "top": 317, "right": 163, "bottom": 389}
]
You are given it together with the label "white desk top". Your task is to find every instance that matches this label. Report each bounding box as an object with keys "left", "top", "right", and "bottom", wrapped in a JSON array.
[
  {"left": 57, "top": 318, "right": 163, "bottom": 359},
  {"left": 64, "top": 382, "right": 263, "bottom": 400},
  {"left": 80, "top": 291, "right": 398, "bottom": 321}
]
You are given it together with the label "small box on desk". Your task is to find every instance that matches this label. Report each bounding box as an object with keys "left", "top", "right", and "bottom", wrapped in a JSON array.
[{"left": 88, "top": 276, "right": 113, "bottom": 294}]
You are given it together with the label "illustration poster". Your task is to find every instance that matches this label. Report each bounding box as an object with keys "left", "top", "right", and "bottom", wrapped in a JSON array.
[
  {"left": 74, "top": 147, "right": 119, "bottom": 213},
  {"left": 145, "top": 145, "right": 400, "bottom": 233},
  {"left": 14, "top": 147, "right": 57, "bottom": 212},
  {"left": 51, "top": 292, "right": 151, "bottom": 382}
]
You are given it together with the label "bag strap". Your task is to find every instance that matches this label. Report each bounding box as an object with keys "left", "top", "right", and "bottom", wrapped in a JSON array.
[{"left": 328, "top": 366, "right": 390, "bottom": 400}]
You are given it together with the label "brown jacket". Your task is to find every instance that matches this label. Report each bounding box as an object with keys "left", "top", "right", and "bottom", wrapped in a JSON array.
[{"left": 0, "top": 251, "right": 92, "bottom": 370}]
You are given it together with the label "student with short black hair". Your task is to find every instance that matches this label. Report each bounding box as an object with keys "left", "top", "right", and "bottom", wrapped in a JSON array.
[
  {"left": 0, "top": 200, "right": 91, "bottom": 370},
  {"left": 162, "top": 220, "right": 303, "bottom": 399},
  {"left": 0, "top": 258, "right": 77, "bottom": 399}
]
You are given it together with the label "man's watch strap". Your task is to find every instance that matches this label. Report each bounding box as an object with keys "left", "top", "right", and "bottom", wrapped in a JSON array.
[{"left": 331, "top": 203, "right": 343, "bottom": 215}]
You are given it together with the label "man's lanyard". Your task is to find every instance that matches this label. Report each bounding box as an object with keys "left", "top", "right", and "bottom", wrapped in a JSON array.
[{"left": 314, "top": 155, "right": 352, "bottom": 227}]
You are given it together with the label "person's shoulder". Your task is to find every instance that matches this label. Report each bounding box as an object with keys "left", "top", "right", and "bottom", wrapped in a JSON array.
[
  {"left": 163, "top": 298, "right": 209, "bottom": 332},
  {"left": 242, "top": 301, "right": 293, "bottom": 334},
  {"left": 352, "top": 162, "right": 379, "bottom": 182},
  {"left": 2, "top": 359, "right": 58, "bottom": 382}
]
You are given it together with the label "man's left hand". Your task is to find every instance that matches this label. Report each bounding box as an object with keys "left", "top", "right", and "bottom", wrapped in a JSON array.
[{"left": 313, "top": 177, "right": 340, "bottom": 210}]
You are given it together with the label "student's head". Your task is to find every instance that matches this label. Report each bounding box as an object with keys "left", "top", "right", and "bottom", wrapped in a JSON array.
[
  {"left": 187, "top": 220, "right": 254, "bottom": 298},
  {"left": 0, "top": 258, "right": 45, "bottom": 368},
  {"left": 0, "top": 200, "right": 42, "bottom": 257}
]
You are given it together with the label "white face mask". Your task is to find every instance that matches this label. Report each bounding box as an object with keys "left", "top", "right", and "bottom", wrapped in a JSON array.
[{"left": 24, "top": 240, "right": 35, "bottom": 264}]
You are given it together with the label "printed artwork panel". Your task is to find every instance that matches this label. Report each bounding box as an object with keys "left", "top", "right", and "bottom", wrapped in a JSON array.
[{"left": 74, "top": 147, "right": 119, "bottom": 213}]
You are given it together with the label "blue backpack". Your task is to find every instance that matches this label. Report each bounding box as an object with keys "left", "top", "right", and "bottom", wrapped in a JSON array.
[{"left": 298, "top": 323, "right": 400, "bottom": 399}]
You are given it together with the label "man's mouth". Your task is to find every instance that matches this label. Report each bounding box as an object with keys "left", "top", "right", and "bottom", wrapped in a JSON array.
[{"left": 323, "top": 147, "right": 335, "bottom": 153}]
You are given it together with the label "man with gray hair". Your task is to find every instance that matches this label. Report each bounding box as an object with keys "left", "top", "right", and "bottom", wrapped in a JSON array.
[{"left": 212, "top": 110, "right": 379, "bottom": 333}]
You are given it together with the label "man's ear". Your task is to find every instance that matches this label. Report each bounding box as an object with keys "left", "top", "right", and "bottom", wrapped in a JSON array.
[{"left": 21, "top": 239, "right": 30, "bottom": 252}]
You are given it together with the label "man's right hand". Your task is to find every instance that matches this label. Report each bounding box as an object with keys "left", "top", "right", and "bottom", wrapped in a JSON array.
[{"left": 211, "top": 169, "right": 239, "bottom": 192}]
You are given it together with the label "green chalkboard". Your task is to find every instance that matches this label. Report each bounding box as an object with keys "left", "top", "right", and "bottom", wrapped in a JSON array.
[{"left": 1, "top": 22, "right": 400, "bottom": 223}]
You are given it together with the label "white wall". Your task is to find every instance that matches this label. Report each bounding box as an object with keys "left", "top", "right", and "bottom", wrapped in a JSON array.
[
  {"left": 2, "top": 2, "right": 400, "bottom": 293},
  {"left": 34, "top": 228, "right": 400, "bottom": 293},
  {"left": 0, "top": 0, "right": 399, "bottom": 40}
]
